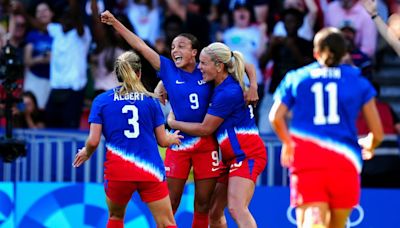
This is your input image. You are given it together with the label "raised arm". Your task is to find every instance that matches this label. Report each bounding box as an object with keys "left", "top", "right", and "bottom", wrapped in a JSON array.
[
  {"left": 101, "top": 10, "right": 161, "bottom": 70},
  {"left": 68, "top": 0, "right": 84, "bottom": 36},
  {"left": 73, "top": 123, "right": 102, "bottom": 167},
  {"left": 168, "top": 112, "right": 224, "bottom": 137},
  {"left": 361, "top": 0, "right": 400, "bottom": 56},
  {"left": 244, "top": 63, "right": 259, "bottom": 106},
  {"left": 90, "top": 0, "right": 107, "bottom": 50}
]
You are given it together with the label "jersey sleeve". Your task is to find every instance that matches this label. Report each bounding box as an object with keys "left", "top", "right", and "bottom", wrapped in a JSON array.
[
  {"left": 157, "top": 56, "right": 175, "bottom": 82},
  {"left": 273, "top": 71, "right": 295, "bottom": 109},
  {"left": 151, "top": 98, "right": 166, "bottom": 128},
  {"left": 208, "top": 89, "right": 238, "bottom": 119},
  {"left": 360, "top": 78, "right": 377, "bottom": 106},
  {"left": 88, "top": 96, "right": 103, "bottom": 124}
]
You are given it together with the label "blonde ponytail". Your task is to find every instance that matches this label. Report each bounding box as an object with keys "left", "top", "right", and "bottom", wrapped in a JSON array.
[
  {"left": 114, "top": 51, "right": 155, "bottom": 97},
  {"left": 204, "top": 42, "right": 246, "bottom": 91}
]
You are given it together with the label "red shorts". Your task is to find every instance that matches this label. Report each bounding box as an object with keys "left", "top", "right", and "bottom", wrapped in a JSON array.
[
  {"left": 104, "top": 180, "right": 169, "bottom": 205},
  {"left": 164, "top": 136, "right": 220, "bottom": 180},
  {"left": 218, "top": 152, "right": 267, "bottom": 184},
  {"left": 290, "top": 169, "right": 360, "bottom": 208}
]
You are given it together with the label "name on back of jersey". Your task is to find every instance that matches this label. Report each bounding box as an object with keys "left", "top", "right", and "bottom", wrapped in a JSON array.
[
  {"left": 310, "top": 67, "right": 341, "bottom": 79},
  {"left": 113, "top": 92, "right": 145, "bottom": 101}
]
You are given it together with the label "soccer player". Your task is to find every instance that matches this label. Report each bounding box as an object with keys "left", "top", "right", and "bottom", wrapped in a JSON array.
[
  {"left": 269, "top": 27, "right": 383, "bottom": 228},
  {"left": 100, "top": 10, "right": 258, "bottom": 228},
  {"left": 73, "top": 51, "right": 182, "bottom": 228},
  {"left": 168, "top": 42, "right": 267, "bottom": 228}
]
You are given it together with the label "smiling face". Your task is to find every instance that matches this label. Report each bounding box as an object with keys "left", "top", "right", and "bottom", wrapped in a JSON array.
[
  {"left": 171, "top": 36, "right": 197, "bottom": 71},
  {"left": 198, "top": 50, "right": 218, "bottom": 82}
]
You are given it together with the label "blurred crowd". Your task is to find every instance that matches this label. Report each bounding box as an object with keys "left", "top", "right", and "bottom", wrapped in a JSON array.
[{"left": 0, "top": 0, "right": 399, "bottom": 129}]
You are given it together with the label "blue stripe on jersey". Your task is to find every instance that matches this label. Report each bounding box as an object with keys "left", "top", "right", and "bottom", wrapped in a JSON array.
[
  {"left": 227, "top": 128, "right": 246, "bottom": 162},
  {"left": 217, "top": 127, "right": 260, "bottom": 144},
  {"left": 291, "top": 128, "right": 362, "bottom": 173},
  {"left": 106, "top": 144, "right": 165, "bottom": 181}
]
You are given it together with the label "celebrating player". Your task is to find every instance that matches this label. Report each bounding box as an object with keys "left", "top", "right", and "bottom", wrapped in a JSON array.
[
  {"left": 269, "top": 27, "right": 383, "bottom": 228},
  {"left": 101, "top": 10, "right": 258, "bottom": 228},
  {"left": 73, "top": 51, "right": 182, "bottom": 228},
  {"left": 168, "top": 42, "right": 267, "bottom": 228}
]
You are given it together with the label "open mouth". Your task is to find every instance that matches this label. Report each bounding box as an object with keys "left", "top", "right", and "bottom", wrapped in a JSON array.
[{"left": 174, "top": 56, "right": 183, "bottom": 63}]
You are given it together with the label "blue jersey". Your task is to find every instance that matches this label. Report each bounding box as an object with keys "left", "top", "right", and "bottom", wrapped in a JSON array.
[
  {"left": 89, "top": 87, "right": 166, "bottom": 181},
  {"left": 208, "top": 76, "right": 261, "bottom": 162},
  {"left": 158, "top": 56, "right": 214, "bottom": 150},
  {"left": 274, "top": 62, "right": 376, "bottom": 172}
]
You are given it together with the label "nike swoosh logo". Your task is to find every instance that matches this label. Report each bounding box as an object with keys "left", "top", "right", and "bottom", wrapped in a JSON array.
[
  {"left": 198, "top": 80, "right": 206, "bottom": 85},
  {"left": 211, "top": 167, "right": 219, "bottom": 172},
  {"left": 176, "top": 80, "right": 185, "bottom": 84},
  {"left": 229, "top": 168, "right": 238, "bottom": 173}
]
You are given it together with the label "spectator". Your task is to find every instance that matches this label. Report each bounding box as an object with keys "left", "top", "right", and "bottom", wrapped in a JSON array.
[
  {"left": 89, "top": 0, "right": 132, "bottom": 97},
  {"left": 269, "top": 27, "right": 383, "bottom": 227},
  {"left": 325, "top": 0, "right": 378, "bottom": 57},
  {"left": 340, "top": 20, "right": 373, "bottom": 80},
  {"left": 121, "top": 0, "right": 161, "bottom": 46},
  {"left": 166, "top": 0, "right": 211, "bottom": 51},
  {"left": 23, "top": 1, "right": 53, "bottom": 110},
  {"left": 361, "top": 0, "right": 400, "bottom": 56},
  {"left": 221, "top": 1, "right": 267, "bottom": 126},
  {"left": 13, "top": 91, "right": 45, "bottom": 129},
  {"left": 258, "top": 8, "right": 314, "bottom": 133},
  {"left": 272, "top": 0, "right": 318, "bottom": 41},
  {"left": 260, "top": 8, "right": 314, "bottom": 96},
  {"left": 45, "top": 0, "right": 92, "bottom": 128},
  {"left": 357, "top": 81, "right": 400, "bottom": 188}
]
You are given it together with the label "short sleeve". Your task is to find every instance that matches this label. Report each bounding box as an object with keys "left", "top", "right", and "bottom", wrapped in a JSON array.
[
  {"left": 273, "top": 71, "right": 295, "bottom": 109},
  {"left": 151, "top": 98, "right": 165, "bottom": 128},
  {"left": 157, "top": 56, "right": 175, "bottom": 81},
  {"left": 360, "top": 78, "right": 376, "bottom": 106},
  {"left": 88, "top": 96, "right": 103, "bottom": 124}
]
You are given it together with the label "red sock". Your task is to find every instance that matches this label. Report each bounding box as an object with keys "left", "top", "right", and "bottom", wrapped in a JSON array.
[
  {"left": 107, "top": 218, "right": 124, "bottom": 228},
  {"left": 192, "top": 211, "right": 209, "bottom": 228}
]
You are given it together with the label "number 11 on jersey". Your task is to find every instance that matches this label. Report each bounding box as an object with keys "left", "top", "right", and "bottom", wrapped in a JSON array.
[{"left": 311, "top": 82, "right": 340, "bottom": 125}]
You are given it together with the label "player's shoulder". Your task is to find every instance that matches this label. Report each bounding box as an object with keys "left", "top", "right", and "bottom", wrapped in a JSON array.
[{"left": 285, "top": 62, "right": 319, "bottom": 83}]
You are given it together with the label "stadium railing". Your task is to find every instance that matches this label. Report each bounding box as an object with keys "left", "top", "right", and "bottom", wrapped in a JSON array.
[{"left": 1, "top": 129, "right": 398, "bottom": 186}]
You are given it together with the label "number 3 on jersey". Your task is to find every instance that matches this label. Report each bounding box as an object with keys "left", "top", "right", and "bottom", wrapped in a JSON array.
[
  {"left": 311, "top": 82, "right": 340, "bottom": 125},
  {"left": 122, "top": 105, "right": 140, "bottom": 138}
]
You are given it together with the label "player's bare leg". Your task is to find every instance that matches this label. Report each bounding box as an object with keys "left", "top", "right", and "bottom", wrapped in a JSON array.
[
  {"left": 167, "top": 177, "right": 187, "bottom": 213},
  {"left": 147, "top": 195, "right": 177, "bottom": 228},
  {"left": 192, "top": 178, "right": 217, "bottom": 227},
  {"left": 329, "top": 208, "right": 352, "bottom": 228},
  {"left": 105, "top": 196, "right": 127, "bottom": 227},
  {"left": 296, "top": 202, "right": 329, "bottom": 228},
  {"left": 209, "top": 182, "right": 228, "bottom": 228},
  {"left": 227, "top": 176, "right": 256, "bottom": 228}
]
